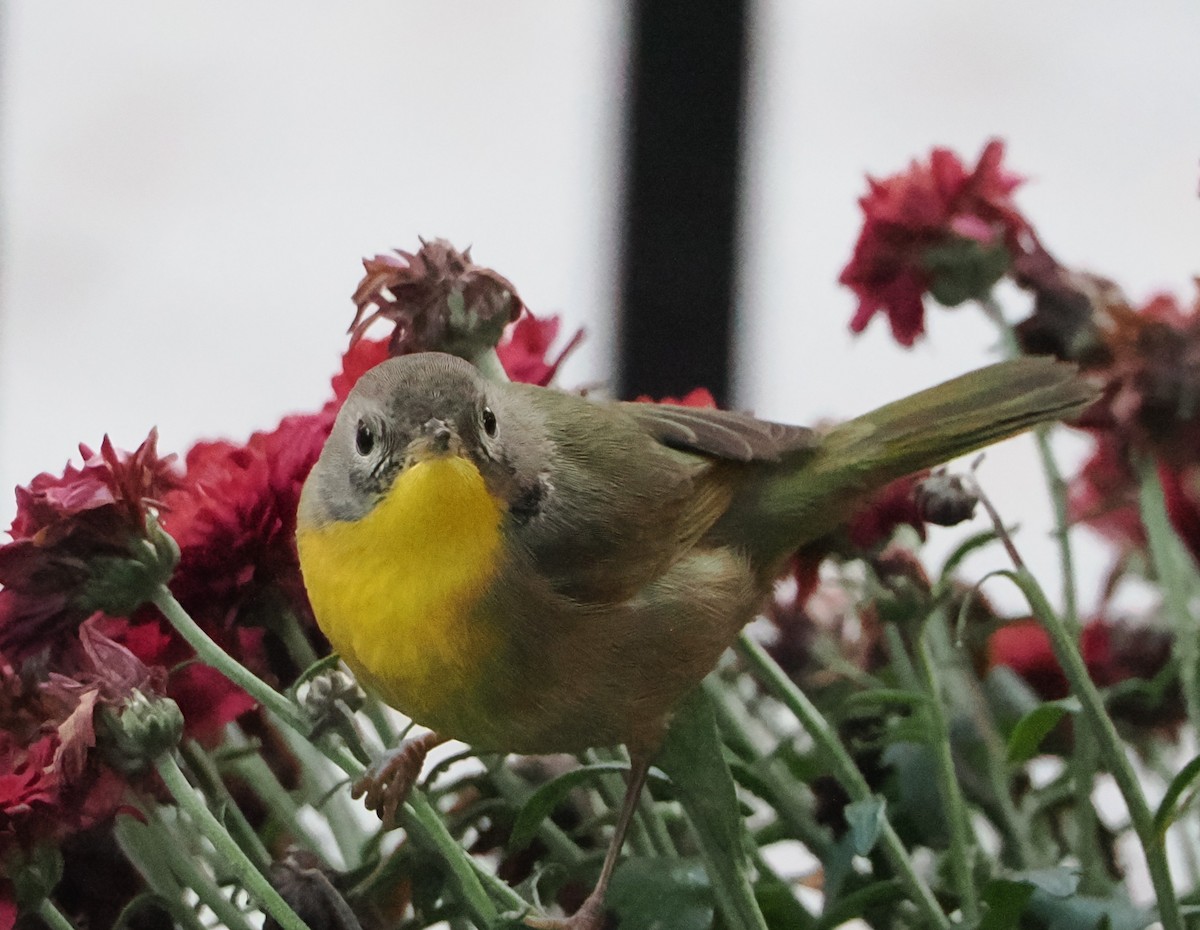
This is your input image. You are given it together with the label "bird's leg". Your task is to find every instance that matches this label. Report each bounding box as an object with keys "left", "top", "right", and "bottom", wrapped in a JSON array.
[
  {"left": 525, "top": 750, "right": 654, "bottom": 930},
  {"left": 350, "top": 730, "right": 448, "bottom": 830}
]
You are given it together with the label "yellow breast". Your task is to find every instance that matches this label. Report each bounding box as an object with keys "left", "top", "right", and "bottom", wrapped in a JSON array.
[{"left": 296, "top": 456, "right": 505, "bottom": 722}]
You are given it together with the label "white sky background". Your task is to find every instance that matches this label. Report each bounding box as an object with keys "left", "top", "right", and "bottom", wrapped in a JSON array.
[{"left": 2, "top": 1, "right": 1199, "bottom": 620}]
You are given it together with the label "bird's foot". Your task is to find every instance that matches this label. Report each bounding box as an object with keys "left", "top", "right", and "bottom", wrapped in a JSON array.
[
  {"left": 350, "top": 730, "right": 444, "bottom": 830},
  {"left": 523, "top": 891, "right": 610, "bottom": 930}
]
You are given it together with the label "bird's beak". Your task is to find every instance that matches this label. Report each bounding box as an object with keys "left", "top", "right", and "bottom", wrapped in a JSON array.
[{"left": 405, "top": 418, "right": 465, "bottom": 464}]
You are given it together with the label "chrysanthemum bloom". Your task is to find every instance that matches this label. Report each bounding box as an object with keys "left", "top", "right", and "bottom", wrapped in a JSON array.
[
  {"left": 0, "top": 432, "right": 181, "bottom": 661},
  {"left": 989, "top": 616, "right": 1180, "bottom": 731},
  {"left": 0, "top": 619, "right": 183, "bottom": 929},
  {"left": 840, "top": 139, "right": 1030, "bottom": 346},
  {"left": 1066, "top": 287, "right": 1200, "bottom": 566}
]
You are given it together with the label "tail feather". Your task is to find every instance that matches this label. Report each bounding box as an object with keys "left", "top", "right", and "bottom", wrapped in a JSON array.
[{"left": 713, "top": 356, "right": 1096, "bottom": 568}]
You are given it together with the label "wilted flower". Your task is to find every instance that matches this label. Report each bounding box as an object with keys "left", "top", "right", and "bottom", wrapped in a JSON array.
[
  {"left": 1011, "top": 245, "right": 1124, "bottom": 365},
  {"left": 0, "top": 619, "right": 163, "bottom": 877},
  {"left": 0, "top": 432, "right": 181, "bottom": 661},
  {"left": 1087, "top": 287, "right": 1200, "bottom": 464},
  {"left": 350, "top": 238, "right": 525, "bottom": 358},
  {"left": 840, "top": 139, "right": 1029, "bottom": 346}
]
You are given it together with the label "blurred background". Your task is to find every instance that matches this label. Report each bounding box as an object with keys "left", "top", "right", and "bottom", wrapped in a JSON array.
[{"left": 2, "top": 1, "right": 1198, "bottom": 616}]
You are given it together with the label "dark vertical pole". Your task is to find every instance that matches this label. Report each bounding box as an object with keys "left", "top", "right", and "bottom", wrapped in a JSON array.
[{"left": 616, "top": 0, "right": 749, "bottom": 406}]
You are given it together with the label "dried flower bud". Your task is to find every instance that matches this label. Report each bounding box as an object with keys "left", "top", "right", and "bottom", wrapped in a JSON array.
[
  {"left": 100, "top": 690, "right": 184, "bottom": 772},
  {"left": 265, "top": 850, "right": 363, "bottom": 930},
  {"left": 914, "top": 469, "right": 979, "bottom": 527},
  {"left": 297, "top": 668, "right": 365, "bottom": 725}
]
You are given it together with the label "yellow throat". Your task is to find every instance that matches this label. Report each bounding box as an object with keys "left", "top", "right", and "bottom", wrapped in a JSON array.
[{"left": 296, "top": 455, "right": 505, "bottom": 719}]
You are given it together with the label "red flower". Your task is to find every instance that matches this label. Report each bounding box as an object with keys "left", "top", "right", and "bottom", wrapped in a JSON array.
[
  {"left": 846, "top": 473, "right": 929, "bottom": 550},
  {"left": 162, "top": 410, "right": 335, "bottom": 680},
  {"left": 840, "top": 140, "right": 1029, "bottom": 346},
  {"left": 1068, "top": 431, "right": 1144, "bottom": 554},
  {"left": 497, "top": 312, "right": 584, "bottom": 386},
  {"left": 85, "top": 614, "right": 253, "bottom": 746},
  {"left": 1086, "top": 287, "right": 1200, "bottom": 464},
  {"left": 989, "top": 617, "right": 1179, "bottom": 728},
  {"left": 349, "top": 239, "right": 525, "bottom": 358},
  {"left": 634, "top": 387, "right": 718, "bottom": 408},
  {"left": 332, "top": 338, "right": 390, "bottom": 403},
  {"left": 0, "top": 432, "right": 181, "bottom": 661},
  {"left": 0, "top": 623, "right": 153, "bottom": 864}
]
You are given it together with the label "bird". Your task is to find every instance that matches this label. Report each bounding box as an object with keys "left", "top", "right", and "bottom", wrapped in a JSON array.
[{"left": 295, "top": 351, "right": 1093, "bottom": 928}]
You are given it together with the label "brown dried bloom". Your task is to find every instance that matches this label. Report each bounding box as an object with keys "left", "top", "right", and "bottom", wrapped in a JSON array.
[{"left": 349, "top": 238, "right": 525, "bottom": 359}]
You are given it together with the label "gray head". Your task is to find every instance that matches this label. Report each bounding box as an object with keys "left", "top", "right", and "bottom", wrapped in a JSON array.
[{"left": 300, "top": 352, "right": 546, "bottom": 527}]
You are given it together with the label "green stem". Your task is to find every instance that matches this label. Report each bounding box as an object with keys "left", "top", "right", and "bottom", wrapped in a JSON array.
[
  {"left": 36, "top": 900, "right": 78, "bottom": 930},
  {"left": 156, "top": 752, "right": 312, "bottom": 930},
  {"left": 488, "top": 763, "right": 585, "bottom": 864},
  {"left": 1008, "top": 567, "right": 1181, "bottom": 928},
  {"left": 181, "top": 740, "right": 272, "bottom": 872},
  {"left": 114, "top": 814, "right": 216, "bottom": 930},
  {"left": 152, "top": 587, "right": 309, "bottom": 733},
  {"left": 736, "top": 634, "right": 951, "bottom": 930},
  {"left": 588, "top": 749, "right": 654, "bottom": 857},
  {"left": 703, "top": 678, "right": 835, "bottom": 860},
  {"left": 154, "top": 586, "right": 520, "bottom": 921},
  {"left": 959, "top": 668, "right": 1037, "bottom": 869},
  {"left": 1136, "top": 453, "right": 1200, "bottom": 732},
  {"left": 964, "top": 463, "right": 1186, "bottom": 930},
  {"left": 149, "top": 814, "right": 260, "bottom": 930},
  {"left": 471, "top": 347, "right": 510, "bottom": 383},
  {"left": 225, "top": 751, "right": 328, "bottom": 859},
  {"left": 980, "top": 298, "right": 1107, "bottom": 890},
  {"left": 911, "top": 631, "right": 979, "bottom": 922}
]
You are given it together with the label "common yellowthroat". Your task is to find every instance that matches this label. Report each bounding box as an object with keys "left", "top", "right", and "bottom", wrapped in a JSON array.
[{"left": 296, "top": 352, "right": 1091, "bottom": 928}]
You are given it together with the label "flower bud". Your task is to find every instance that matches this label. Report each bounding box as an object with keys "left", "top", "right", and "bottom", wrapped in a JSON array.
[
  {"left": 76, "top": 515, "right": 180, "bottom": 618},
  {"left": 297, "top": 668, "right": 366, "bottom": 723},
  {"left": 265, "top": 849, "right": 362, "bottom": 930},
  {"left": 5, "top": 844, "right": 63, "bottom": 912},
  {"left": 914, "top": 469, "right": 979, "bottom": 527},
  {"left": 100, "top": 690, "right": 184, "bottom": 772}
]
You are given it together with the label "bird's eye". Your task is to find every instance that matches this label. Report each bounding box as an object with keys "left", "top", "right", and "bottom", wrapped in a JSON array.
[
  {"left": 482, "top": 406, "right": 497, "bottom": 437},
  {"left": 355, "top": 420, "right": 376, "bottom": 456}
]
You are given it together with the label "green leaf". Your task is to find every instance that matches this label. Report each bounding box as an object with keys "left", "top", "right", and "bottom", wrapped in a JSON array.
[
  {"left": 1006, "top": 697, "right": 1082, "bottom": 763},
  {"left": 1025, "top": 889, "right": 1152, "bottom": 930},
  {"left": 816, "top": 880, "right": 905, "bottom": 930},
  {"left": 840, "top": 689, "right": 930, "bottom": 713},
  {"left": 608, "top": 857, "right": 713, "bottom": 930},
  {"left": 937, "top": 527, "right": 1003, "bottom": 591},
  {"left": 507, "top": 762, "right": 629, "bottom": 851},
  {"left": 658, "top": 687, "right": 768, "bottom": 930},
  {"left": 978, "top": 879, "right": 1035, "bottom": 930},
  {"left": 1153, "top": 752, "right": 1200, "bottom": 842},
  {"left": 755, "top": 866, "right": 817, "bottom": 930},
  {"left": 1014, "top": 866, "right": 1081, "bottom": 898},
  {"left": 844, "top": 796, "right": 886, "bottom": 856}
]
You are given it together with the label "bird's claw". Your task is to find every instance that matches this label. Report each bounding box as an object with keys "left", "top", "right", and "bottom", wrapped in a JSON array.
[
  {"left": 522, "top": 892, "right": 609, "bottom": 930},
  {"left": 350, "top": 731, "right": 441, "bottom": 830}
]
